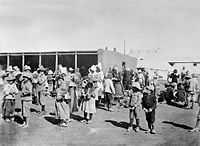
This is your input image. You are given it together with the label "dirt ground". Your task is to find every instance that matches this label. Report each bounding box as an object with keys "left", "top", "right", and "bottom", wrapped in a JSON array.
[{"left": 0, "top": 95, "right": 200, "bottom": 146}]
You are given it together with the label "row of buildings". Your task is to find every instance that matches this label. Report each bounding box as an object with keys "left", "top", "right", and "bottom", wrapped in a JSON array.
[{"left": 0, "top": 49, "right": 137, "bottom": 76}]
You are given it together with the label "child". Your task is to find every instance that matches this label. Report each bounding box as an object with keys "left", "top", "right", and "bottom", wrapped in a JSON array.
[
  {"left": 142, "top": 85, "right": 157, "bottom": 134},
  {"left": 127, "top": 82, "right": 143, "bottom": 132},
  {"left": 104, "top": 73, "right": 115, "bottom": 111},
  {"left": 20, "top": 72, "right": 33, "bottom": 128},
  {"left": 189, "top": 93, "right": 200, "bottom": 132},
  {"left": 81, "top": 78, "right": 97, "bottom": 124},
  {"left": 55, "top": 75, "right": 70, "bottom": 127},
  {"left": 2, "top": 75, "right": 18, "bottom": 122}
]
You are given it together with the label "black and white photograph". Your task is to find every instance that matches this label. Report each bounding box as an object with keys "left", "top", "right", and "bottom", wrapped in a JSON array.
[{"left": 0, "top": 0, "right": 200, "bottom": 145}]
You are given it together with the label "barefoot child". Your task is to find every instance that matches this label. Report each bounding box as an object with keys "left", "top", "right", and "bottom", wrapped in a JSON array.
[
  {"left": 2, "top": 75, "right": 18, "bottom": 122},
  {"left": 142, "top": 85, "right": 157, "bottom": 134},
  {"left": 20, "top": 72, "right": 33, "bottom": 128},
  {"left": 127, "top": 82, "right": 142, "bottom": 132}
]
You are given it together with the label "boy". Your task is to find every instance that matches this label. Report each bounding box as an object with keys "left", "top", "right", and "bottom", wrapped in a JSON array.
[
  {"left": 20, "top": 72, "right": 33, "bottom": 128},
  {"left": 189, "top": 93, "right": 200, "bottom": 132},
  {"left": 104, "top": 73, "right": 115, "bottom": 111},
  {"left": 142, "top": 85, "right": 157, "bottom": 134},
  {"left": 127, "top": 82, "right": 142, "bottom": 132}
]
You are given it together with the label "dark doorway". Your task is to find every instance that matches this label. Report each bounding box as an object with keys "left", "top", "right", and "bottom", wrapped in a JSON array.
[
  {"left": 0, "top": 56, "right": 7, "bottom": 70},
  {"left": 58, "top": 54, "right": 75, "bottom": 69},
  {"left": 24, "top": 55, "right": 39, "bottom": 72},
  {"left": 77, "top": 54, "right": 98, "bottom": 76},
  {"left": 10, "top": 55, "right": 22, "bottom": 71},
  {"left": 41, "top": 55, "right": 56, "bottom": 71}
]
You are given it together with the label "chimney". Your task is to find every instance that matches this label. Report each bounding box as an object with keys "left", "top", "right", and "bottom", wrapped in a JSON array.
[{"left": 113, "top": 48, "right": 116, "bottom": 52}]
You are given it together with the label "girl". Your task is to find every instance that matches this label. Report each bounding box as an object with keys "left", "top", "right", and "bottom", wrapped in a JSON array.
[
  {"left": 55, "top": 75, "right": 70, "bottom": 127},
  {"left": 2, "top": 75, "right": 18, "bottom": 122},
  {"left": 81, "top": 78, "right": 97, "bottom": 124}
]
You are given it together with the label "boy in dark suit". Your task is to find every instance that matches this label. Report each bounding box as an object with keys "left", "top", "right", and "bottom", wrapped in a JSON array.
[{"left": 142, "top": 85, "right": 157, "bottom": 134}]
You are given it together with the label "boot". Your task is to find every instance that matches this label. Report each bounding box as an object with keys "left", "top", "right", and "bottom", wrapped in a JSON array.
[
  {"left": 151, "top": 123, "right": 156, "bottom": 134},
  {"left": 127, "top": 119, "right": 133, "bottom": 132},
  {"left": 145, "top": 121, "right": 151, "bottom": 133},
  {"left": 135, "top": 119, "right": 140, "bottom": 132}
]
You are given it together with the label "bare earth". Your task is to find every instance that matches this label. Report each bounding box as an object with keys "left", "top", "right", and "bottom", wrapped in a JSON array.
[{"left": 0, "top": 96, "right": 200, "bottom": 146}]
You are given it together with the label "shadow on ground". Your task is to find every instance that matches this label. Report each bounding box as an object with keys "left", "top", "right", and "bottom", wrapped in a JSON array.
[
  {"left": 167, "top": 102, "right": 186, "bottom": 109},
  {"left": 162, "top": 121, "right": 193, "bottom": 130},
  {"left": 71, "top": 114, "right": 84, "bottom": 122},
  {"left": 44, "top": 116, "right": 60, "bottom": 125},
  {"left": 105, "top": 120, "right": 146, "bottom": 131}
]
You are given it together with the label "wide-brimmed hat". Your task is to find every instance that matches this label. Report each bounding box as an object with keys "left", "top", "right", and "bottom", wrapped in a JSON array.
[
  {"left": 69, "top": 67, "right": 74, "bottom": 71},
  {"left": 48, "top": 70, "right": 54, "bottom": 75},
  {"left": 6, "top": 66, "right": 14, "bottom": 72},
  {"left": 56, "top": 75, "right": 64, "bottom": 81},
  {"left": 13, "top": 66, "right": 20, "bottom": 72},
  {"left": 24, "top": 65, "right": 31, "bottom": 71},
  {"left": 131, "top": 82, "right": 141, "bottom": 90},
  {"left": 185, "top": 74, "right": 192, "bottom": 79},
  {"left": 6, "top": 75, "right": 16, "bottom": 81},
  {"left": 146, "top": 85, "right": 154, "bottom": 91},
  {"left": 89, "top": 65, "right": 96, "bottom": 72},
  {"left": 37, "top": 65, "right": 46, "bottom": 72},
  {"left": 96, "top": 62, "right": 102, "bottom": 70},
  {"left": 22, "top": 72, "right": 32, "bottom": 79}
]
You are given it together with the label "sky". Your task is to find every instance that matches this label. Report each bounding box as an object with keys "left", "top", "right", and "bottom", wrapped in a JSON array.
[{"left": 0, "top": 0, "right": 200, "bottom": 57}]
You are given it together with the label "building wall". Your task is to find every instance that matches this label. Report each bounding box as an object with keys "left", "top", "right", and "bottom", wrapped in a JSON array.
[{"left": 97, "top": 49, "right": 137, "bottom": 73}]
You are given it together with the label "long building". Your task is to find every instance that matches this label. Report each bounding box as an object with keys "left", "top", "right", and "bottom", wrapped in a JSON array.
[{"left": 0, "top": 49, "right": 137, "bottom": 76}]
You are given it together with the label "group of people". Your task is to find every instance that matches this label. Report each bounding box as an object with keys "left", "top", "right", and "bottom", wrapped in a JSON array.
[
  {"left": 164, "top": 67, "right": 200, "bottom": 133},
  {"left": 165, "top": 68, "right": 199, "bottom": 109},
  {"left": 0, "top": 63, "right": 159, "bottom": 135}
]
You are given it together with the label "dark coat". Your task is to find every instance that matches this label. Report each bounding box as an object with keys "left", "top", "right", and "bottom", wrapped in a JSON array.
[{"left": 142, "top": 93, "right": 157, "bottom": 110}]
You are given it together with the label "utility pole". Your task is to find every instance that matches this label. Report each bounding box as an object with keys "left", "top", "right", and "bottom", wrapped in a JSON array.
[{"left": 124, "top": 40, "right": 126, "bottom": 54}]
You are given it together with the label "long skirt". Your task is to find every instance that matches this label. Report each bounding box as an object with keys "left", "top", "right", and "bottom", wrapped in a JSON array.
[
  {"left": 3, "top": 99, "right": 15, "bottom": 119},
  {"left": 69, "top": 87, "right": 78, "bottom": 113},
  {"left": 55, "top": 101, "right": 70, "bottom": 120},
  {"left": 114, "top": 82, "right": 124, "bottom": 98},
  {"left": 81, "top": 98, "right": 96, "bottom": 114}
]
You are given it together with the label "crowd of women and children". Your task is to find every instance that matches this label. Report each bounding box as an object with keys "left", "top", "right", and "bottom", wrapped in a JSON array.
[{"left": 0, "top": 64, "right": 199, "bottom": 134}]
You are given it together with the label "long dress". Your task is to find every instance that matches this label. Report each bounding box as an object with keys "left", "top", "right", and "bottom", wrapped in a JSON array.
[
  {"left": 112, "top": 70, "right": 124, "bottom": 98},
  {"left": 81, "top": 87, "right": 96, "bottom": 114},
  {"left": 67, "top": 73, "right": 78, "bottom": 113},
  {"left": 55, "top": 83, "right": 70, "bottom": 120}
]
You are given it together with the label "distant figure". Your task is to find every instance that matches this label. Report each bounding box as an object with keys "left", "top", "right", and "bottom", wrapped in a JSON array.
[
  {"left": 123, "top": 67, "right": 132, "bottom": 90},
  {"left": 181, "top": 66, "right": 186, "bottom": 81},
  {"left": 169, "top": 69, "right": 179, "bottom": 84}
]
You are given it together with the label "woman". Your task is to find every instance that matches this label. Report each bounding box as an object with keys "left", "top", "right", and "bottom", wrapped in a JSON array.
[{"left": 112, "top": 65, "right": 124, "bottom": 99}]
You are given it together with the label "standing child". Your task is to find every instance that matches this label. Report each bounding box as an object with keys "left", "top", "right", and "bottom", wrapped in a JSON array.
[
  {"left": 142, "top": 85, "right": 157, "bottom": 134},
  {"left": 55, "top": 75, "right": 70, "bottom": 127},
  {"left": 20, "top": 72, "right": 33, "bottom": 128},
  {"left": 189, "top": 93, "right": 200, "bottom": 132},
  {"left": 104, "top": 73, "right": 115, "bottom": 111},
  {"left": 81, "top": 78, "right": 97, "bottom": 124},
  {"left": 2, "top": 75, "right": 18, "bottom": 122},
  {"left": 127, "top": 82, "right": 143, "bottom": 132}
]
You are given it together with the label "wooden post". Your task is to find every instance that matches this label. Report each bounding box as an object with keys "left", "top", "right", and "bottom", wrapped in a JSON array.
[
  {"left": 7, "top": 53, "right": 9, "bottom": 68},
  {"left": 22, "top": 53, "right": 25, "bottom": 71},
  {"left": 75, "top": 51, "right": 77, "bottom": 70},
  {"left": 39, "top": 52, "right": 41, "bottom": 67},
  {"left": 55, "top": 52, "right": 58, "bottom": 72}
]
